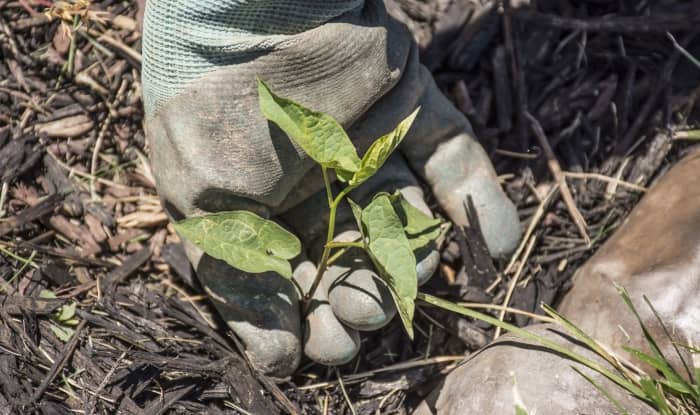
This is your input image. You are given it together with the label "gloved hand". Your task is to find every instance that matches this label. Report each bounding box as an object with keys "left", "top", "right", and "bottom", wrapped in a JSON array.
[{"left": 142, "top": 0, "right": 521, "bottom": 377}]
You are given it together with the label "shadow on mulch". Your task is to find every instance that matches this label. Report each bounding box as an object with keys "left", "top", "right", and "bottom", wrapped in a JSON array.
[{"left": 0, "top": 0, "right": 699, "bottom": 414}]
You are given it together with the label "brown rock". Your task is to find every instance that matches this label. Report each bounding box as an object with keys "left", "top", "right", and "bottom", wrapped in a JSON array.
[
  {"left": 559, "top": 150, "right": 700, "bottom": 375},
  {"left": 413, "top": 324, "right": 654, "bottom": 415}
]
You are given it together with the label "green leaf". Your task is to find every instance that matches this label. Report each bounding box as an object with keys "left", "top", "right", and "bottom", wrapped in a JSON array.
[
  {"left": 50, "top": 323, "right": 75, "bottom": 342},
  {"left": 361, "top": 194, "right": 417, "bottom": 338},
  {"left": 257, "top": 79, "right": 361, "bottom": 176},
  {"left": 639, "top": 378, "right": 671, "bottom": 414},
  {"left": 349, "top": 108, "right": 420, "bottom": 186},
  {"left": 39, "top": 289, "right": 57, "bottom": 299},
  {"left": 389, "top": 191, "right": 442, "bottom": 251},
  {"left": 175, "top": 211, "right": 301, "bottom": 279},
  {"left": 57, "top": 301, "right": 76, "bottom": 322},
  {"left": 622, "top": 347, "right": 693, "bottom": 395},
  {"left": 615, "top": 285, "right": 697, "bottom": 397},
  {"left": 541, "top": 304, "right": 619, "bottom": 369},
  {"left": 40, "top": 290, "right": 77, "bottom": 324}
]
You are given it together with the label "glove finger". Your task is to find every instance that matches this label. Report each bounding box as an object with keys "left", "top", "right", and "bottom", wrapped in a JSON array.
[
  {"left": 192, "top": 243, "right": 302, "bottom": 377},
  {"left": 325, "top": 230, "right": 397, "bottom": 331},
  {"left": 294, "top": 260, "right": 361, "bottom": 366},
  {"left": 342, "top": 37, "right": 521, "bottom": 257},
  {"left": 324, "top": 228, "right": 436, "bottom": 332},
  {"left": 396, "top": 185, "right": 440, "bottom": 287},
  {"left": 424, "top": 132, "right": 521, "bottom": 257}
]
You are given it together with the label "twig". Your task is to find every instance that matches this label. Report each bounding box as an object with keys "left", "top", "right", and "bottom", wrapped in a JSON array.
[
  {"left": 46, "top": 149, "right": 133, "bottom": 190},
  {"left": 90, "top": 115, "right": 112, "bottom": 200},
  {"left": 494, "top": 148, "right": 540, "bottom": 160},
  {"left": 563, "top": 172, "right": 646, "bottom": 193},
  {"left": 159, "top": 278, "right": 215, "bottom": 329},
  {"left": 457, "top": 302, "right": 556, "bottom": 324},
  {"left": 605, "top": 157, "right": 630, "bottom": 200},
  {"left": 82, "top": 27, "right": 142, "bottom": 63},
  {"left": 297, "top": 356, "right": 464, "bottom": 391},
  {"left": 0, "top": 181, "right": 8, "bottom": 218},
  {"left": 504, "top": 184, "right": 558, "bottom": 275},
  {"left": 223, "top": 401, "right": 255, "bottom": 415},
  {"left": 86, "top": 349, "right": 128, "bottom": 415},
  {"left": 667, "top": 32, "right": 700, "bottom": 70},
  {"left": 494, "top": 235, "right": 536, "bottom": 339},
  {"left": 525, "top": 112, "right": 591, "bottom": 245},
  {"left": 336, "top": 367, "right": 356, "bottom": 415},
  {"left": 31, "top": 320, "right": 87, "bottom": 403},
  {"left": 616, "top": 30, "right": 698, "bottom": 155},
  {"left": 514, "top": 10, "right": 700, "bottom": 33},
  {"left": 502, "top": 0, "right": 529, "bottom": 151},
  {"left": 375, "top": 388, "right": 401, "bottom": 414}
]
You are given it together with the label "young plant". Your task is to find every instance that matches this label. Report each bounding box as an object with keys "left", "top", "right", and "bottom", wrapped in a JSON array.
[
  {"left": 40, "top": 289, "right": 79, "bottom": 342},
  {"left": 175, "top": 79, "right": 443, "bottom": 338}
]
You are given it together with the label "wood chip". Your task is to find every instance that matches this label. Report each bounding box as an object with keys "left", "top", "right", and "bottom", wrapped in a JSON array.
[{"left": 36, "top": 114, "right": 94, "bottom": 138}]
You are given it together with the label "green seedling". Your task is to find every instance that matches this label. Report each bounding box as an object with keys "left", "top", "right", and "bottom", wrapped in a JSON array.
[
  {"left": 175, "top": 79, "right": 442, "bottom": 337},
  {"left": 40, "top": 289, "right": 79, "bottom": 342},
  {"left": 168, "top": 80, "right": 698, "bottom": 415}
]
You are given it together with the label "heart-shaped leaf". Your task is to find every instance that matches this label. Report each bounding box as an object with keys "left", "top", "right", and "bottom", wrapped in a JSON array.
[
  {"left": 389, "top": 191, "right": 442, "bottom": 251},
  {"left": 258, "top": 79, "right": 361, "bottom": 177},
  {"left": 349, "top": 108, "right": 420, "bottom": 186},
  {"left": 360, "top": 194, "right": 417, "bottom": 338},
  {"left": 175, "top": 211, "right": 301, "bottom": 279}
]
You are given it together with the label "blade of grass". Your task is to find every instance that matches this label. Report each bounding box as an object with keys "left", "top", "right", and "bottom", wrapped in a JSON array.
[
  {"left": 616, "top": 285, "right": 666, "bottom": 359},
  {"left": 541, "top": 303, "right": 636, "bottom": 379},
  {"left": 616, "top": 285, "right": 695, "bottom": 395},
  {"left": 572, "top": 366, "right": 631, "bottom": 415},
  {"left": 622, "top": 347, "right": 694, "bottom": 395},
  {"left": 639, "top": 378, "right": 672, "bottom": 415},
  {"left": 643, "top": 295, "right": 694, "bottom": 383}
]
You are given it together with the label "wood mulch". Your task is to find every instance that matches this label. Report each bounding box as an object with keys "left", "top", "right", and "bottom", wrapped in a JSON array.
[{"left": 0, "top": 0, "right": 698, "bottom": 414}]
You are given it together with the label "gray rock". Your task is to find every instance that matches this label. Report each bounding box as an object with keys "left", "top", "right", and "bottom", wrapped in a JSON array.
[
  {"left": 559, "top": 149, "right": 700, "bottom": 375},
  {"left": 413, "top": 324, "right": 655, "bottom": 415}
]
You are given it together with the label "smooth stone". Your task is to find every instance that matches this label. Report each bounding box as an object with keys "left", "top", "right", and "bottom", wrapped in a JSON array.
[
  {"left": 413, "top": 324, "right": 655, "bottom": 415},
  {"left": 194, "top": 250, "right": 302, "bottom": 377},
  {"left": 295, "top": 260, "right": 361, "bottom": 366},
  {"left": 559, "top": 150, "right": 700, "bottom": 374}
]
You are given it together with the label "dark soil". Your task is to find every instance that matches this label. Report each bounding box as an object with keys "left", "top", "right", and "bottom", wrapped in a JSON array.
[{"left": 0, "top": 1, "right": 699, "bottom": 414}]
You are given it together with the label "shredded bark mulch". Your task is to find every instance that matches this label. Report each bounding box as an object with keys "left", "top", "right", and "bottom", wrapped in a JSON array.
[{"left": 1, "top": 0, "right": 699, "bottom": 414}]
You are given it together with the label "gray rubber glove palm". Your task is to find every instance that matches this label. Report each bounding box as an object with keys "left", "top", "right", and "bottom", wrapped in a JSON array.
[{"left": 142, "top": 0, "right": 520, "bottom": 377}]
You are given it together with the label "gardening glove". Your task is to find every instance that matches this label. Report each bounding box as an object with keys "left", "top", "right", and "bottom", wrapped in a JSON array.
[{"left": 142, "top": 0, "right": 521, "bottom": 377}]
